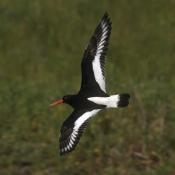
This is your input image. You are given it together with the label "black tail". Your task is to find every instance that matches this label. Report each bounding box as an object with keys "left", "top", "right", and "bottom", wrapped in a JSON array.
[{"left": 118, "top": 93, "right": 130, "bottom": 107}]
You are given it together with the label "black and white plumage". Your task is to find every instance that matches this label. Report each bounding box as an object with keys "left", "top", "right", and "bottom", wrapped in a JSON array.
[
  {"left": 81, "top": 13, "right": 111, "bottom": 93},
  {"left": 50, "top": 12, "right": 130, "bottom": 156}
]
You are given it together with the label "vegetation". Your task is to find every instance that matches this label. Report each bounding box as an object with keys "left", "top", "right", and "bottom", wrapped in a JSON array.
[{"left": 0, "top": 0, "right": 175, "bottom": 174}]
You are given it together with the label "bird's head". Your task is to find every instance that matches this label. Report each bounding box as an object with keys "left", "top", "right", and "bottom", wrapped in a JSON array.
[{"left": 49, "top": 95, "right": 74, "bottom": 107}]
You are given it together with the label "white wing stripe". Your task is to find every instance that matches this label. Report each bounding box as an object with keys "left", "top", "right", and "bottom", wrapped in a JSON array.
[
  {"left": 70, "top": 139, "right": 74, "bottom": 145},
  {"left": 72, "top": 132, "right": 76, "bottom": 138},
  {"left": 97, "top": 45, "right": 104, "bottom": 51},
  {"left": 92, "top": 55, "right": 106, "bottom": 92},
  {"left": 74, "top": 109, "right": 100, "bottom": 131},
  {"left": 99, "top": 40, "right": 106, "bottom": 47},
  {"left": 61, "top": 110, "right": 100, "bottom": 152},
  {"left": 92, "top": 20, "right": 110, "bottom": 92},
  {"left": 102, "top": 30, "right": 108, "bottom": 37}
]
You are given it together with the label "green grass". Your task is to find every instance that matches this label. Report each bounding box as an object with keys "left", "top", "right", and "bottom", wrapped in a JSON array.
[{"left": 0, "top": 0, "right": 175, "bottom": 174}]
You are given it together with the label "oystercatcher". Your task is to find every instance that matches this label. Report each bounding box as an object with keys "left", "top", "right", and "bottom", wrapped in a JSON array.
[{"left": 50, "top": 12, "right": 130, "bottom": 155}]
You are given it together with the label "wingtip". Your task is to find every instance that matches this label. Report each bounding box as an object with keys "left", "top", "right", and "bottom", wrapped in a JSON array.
[
  {"left": 103, "top": 11, "right": 110, "bottom": 20},
  {"left": 104, "top": 11, "right": 108, "bottom": 16},
  {"left": 59, "top": 149, "right": 67, "bottom": 156},
  {"left": 101, "top": 11, "right": 112, "bottom": 27},
  {"left": 59, "top": 146, "right": 75, "bottom": 156}
]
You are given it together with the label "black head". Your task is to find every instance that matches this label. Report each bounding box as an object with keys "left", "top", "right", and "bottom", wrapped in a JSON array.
[
  {"left": 63, "top": 95, "right": 72, "bottom": 103},
  {"left": 50, "top": 94, "right": 76, "bottom": 107}
]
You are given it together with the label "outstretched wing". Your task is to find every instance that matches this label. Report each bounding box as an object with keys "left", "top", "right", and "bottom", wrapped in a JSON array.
[
  {"left": 59, "top": 109, "right": 100, "bottom": 155},
  {"left": 80, "top": 12, "right": 112, "bottom": 93}
]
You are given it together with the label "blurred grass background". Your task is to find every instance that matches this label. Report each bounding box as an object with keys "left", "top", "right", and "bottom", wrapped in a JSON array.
[{"left": 0, "top": 0, "right": 175, "bottom": 174}]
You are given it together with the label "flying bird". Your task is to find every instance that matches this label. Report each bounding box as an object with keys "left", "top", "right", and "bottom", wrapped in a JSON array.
[{"left": 50, "top": 12, "right": 130, "bottom": 155}]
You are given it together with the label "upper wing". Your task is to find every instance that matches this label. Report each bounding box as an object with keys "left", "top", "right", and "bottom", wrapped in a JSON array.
[
  {"left": 59, "top": 109, "right": 100, "bottom": 155},
  {"left": 80, "top": 12, "right": 112, "bottom": 93}
]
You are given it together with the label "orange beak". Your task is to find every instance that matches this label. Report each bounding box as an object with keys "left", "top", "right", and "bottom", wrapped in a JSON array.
[{"left": 49, "top": 99, "right": 64, "bottom": 107}]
